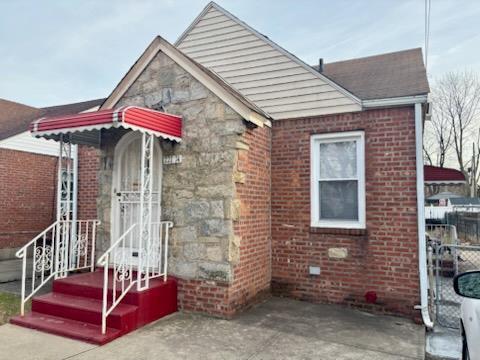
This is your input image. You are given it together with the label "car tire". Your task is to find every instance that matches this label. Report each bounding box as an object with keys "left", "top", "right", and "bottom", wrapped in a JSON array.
[{"left": 462, "top": 328, "right": 470, "bottom": 360}]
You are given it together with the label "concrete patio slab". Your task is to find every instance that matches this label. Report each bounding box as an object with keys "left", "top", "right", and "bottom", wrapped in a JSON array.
[
  {"left": 0, "top": 259, "right": 23, "bottom": 283},
  {"left": 0, "top": 324, "right": 95, "bottom": 360},
  {"left": 3, "top": 297, "right": 425, "bottom": 360},
  {"left": 0, "top": 278, "right": 52, "bottom": 296}
]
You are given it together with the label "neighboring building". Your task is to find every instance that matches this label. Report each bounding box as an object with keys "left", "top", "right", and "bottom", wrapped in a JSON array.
[
  {"left": 424, "top": 165, "right": 468, "bottom": 199},
  {"left": 426, "top": 191, "right": 462, "bottom": 206},
  {"left": 0, "top": 98, "right": 103, "bottom": 278},
  {"left": 449, "top": 197, "right": 480, "bottom": 209},
  {"left": 10, "top": 2, "right": 432, "bottom": 343}
]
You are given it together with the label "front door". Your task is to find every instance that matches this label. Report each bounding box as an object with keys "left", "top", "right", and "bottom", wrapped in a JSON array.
[{"left": 111, "top": 132, "right": 162, "bottom": 267}]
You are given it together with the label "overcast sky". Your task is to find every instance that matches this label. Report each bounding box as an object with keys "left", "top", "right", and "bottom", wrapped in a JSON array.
[{"left": 1, "top": 0, "right": 479, "bottom": 107}]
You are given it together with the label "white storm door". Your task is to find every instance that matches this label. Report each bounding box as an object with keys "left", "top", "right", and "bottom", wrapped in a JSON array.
[{"left": 112, "top": 132, "right": 162, "bottom": 267}]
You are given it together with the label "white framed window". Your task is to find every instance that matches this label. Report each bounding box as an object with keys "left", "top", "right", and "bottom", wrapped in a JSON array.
[{"left": 310, "top": 131, "right": 366, "bottom": 229}]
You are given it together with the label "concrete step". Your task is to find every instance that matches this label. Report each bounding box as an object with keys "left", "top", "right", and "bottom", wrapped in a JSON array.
[
  {"left": 0, "top": 258, "right": 24, "bottom": 283},
  {"left": 425, "top": 326, "right": 461, "bottom": 360},
  {"left": 32, "top": 292, "right": 138, "bottom": 331},
  {"left": 10, "top": 312, "right": 122, "bottom": 345},
  {"left": 11, "top": 270, "right": 178, "bottom": 345}
]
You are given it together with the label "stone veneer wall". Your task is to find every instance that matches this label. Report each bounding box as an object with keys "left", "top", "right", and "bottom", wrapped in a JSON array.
[{"left": 94, "top": 50, "right": 271, "bottom": 315}]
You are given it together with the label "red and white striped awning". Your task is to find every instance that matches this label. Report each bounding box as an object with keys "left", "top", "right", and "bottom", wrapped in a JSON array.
[{"left": 30, "top": 106, "right": 182, "bottom": 145}]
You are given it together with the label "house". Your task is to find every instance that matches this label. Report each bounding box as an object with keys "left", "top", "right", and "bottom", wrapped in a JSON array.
[
  {"left": 10, "top": 2, "right": 432, "bottom": 343},
  {"left": 0, "top": 98, "right": 104, "bottom": 281},
  {"left": 424, "top": 165, "right": 468, "bottom": 199}
]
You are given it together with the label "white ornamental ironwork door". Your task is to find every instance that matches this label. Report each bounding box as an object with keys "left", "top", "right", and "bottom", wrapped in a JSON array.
[{"left": 113, "top": 132, "right": 162, "bottom": 268}]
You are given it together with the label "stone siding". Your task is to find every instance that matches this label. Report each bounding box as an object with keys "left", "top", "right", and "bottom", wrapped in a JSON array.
[{"left": 110, "top": 52, "right": 257, "bottom": 302}]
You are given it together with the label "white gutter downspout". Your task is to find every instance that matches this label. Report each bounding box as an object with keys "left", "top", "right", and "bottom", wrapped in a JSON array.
[{"left": 414, "top": 102, "right": 434, "bottom": 329}]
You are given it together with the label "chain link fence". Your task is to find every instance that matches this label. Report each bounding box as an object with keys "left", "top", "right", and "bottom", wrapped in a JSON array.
[
  {"left": 446, "top": 211, "right": 480, "bottom": 245},
  {"left": 429, "top": 242, "right": 480, "bottom": 328}
]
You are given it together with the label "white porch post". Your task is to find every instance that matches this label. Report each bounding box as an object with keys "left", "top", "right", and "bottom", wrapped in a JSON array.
[
  {"left": 55, "top": 134, "right": 73, "bottom": 279},
  {"left": 71, "top": 144, "right": 78, "bottom": 268},
  {"left": 138, "top": 133, "right": 154, "bottom": 290}
]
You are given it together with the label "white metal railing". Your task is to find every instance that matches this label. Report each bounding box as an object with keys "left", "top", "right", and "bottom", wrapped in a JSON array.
[
  {"left": 425, "top": 204, "right": 480, "bottom": 220},
  {"left": 97, "top": 221, "right": 172, "bottom": 334},
  {"left": 16, "top": 219, "right": 100, "bottom": 315}
]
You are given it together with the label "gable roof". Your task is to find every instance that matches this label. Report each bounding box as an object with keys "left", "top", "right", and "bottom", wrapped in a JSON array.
[
  {"left": 313, "top": 48, "right": 430, "bottom": 100},
  {"left": 424, "top": 165, "right": 466, "bottom": 183},
  {"left": 42, "top": 98, "right": 105, "bottom": 117},
  {"left": 0, "top": 99, "right": 45, "bottom": 141},
  {"left": 100, "top": 35, "right": 271, "bottom": 127},
  {"left": 175, "top": 2, "right": 362, "bottom": 119},
  {"left": 0, "top": 98, "right": 105, "bottom": 141},
  {"left": 176, "top": 2, "right": 360, "bottom": 102}
]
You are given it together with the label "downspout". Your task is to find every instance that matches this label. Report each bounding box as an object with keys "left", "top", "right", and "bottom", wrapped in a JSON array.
[{"left": 414, "top": 102, "right": 434, "bottom": 329}]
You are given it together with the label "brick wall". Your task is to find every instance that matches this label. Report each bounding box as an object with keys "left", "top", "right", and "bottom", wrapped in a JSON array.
[
  {"left": 230, "top": 125, "right": 271, "bottom": 313},
  {"left": 0, "top": 149, "right": 57, "bottom": 249},
  {"left": 177, "top": 125, "right": 272, "bottom": 317},
  {"left": 271, "top": 107, "right": 420, "bottom": 318},
  {"left": 77, "top": 145, "right": 99, "bottom": 221}
]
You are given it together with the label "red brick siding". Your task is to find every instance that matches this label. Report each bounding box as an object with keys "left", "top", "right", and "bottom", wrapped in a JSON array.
[
  {"left": 0, "top": 149, "right": 57, "bottom": 249},
  {"left": 271, "top": 107, "right": 420, "bottom": 318},
  {"left": 177, "top": 125, "right": 272, "bottom": 317},
  {"left": 230, "top": 125, "right": 271, "bottom": 312},
  {"left": 77, "top": 146, "right": 99, "bottom": 220},
  {"left": 177, "top": 279, "right": 231, "bottom": 316}
]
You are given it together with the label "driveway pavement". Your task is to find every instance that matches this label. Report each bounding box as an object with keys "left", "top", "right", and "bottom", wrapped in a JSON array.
[{"left": 0, "top": 297, "right": 425, "bottom": 360}]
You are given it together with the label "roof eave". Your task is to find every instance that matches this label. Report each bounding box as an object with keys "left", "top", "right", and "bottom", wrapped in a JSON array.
[
  {"left": 102, "top": 36, "right": 271, "bottom": 128},
  {"left": 362, "top": 94, "right": 428, "bottom": 108},
  {"left": 425, "top": 180, "right": 467, "bottom": 185}
]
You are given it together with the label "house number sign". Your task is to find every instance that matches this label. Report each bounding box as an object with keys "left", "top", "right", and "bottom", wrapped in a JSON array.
[{"left": 163, "top": 155, "right": 183, "bottom": 165}]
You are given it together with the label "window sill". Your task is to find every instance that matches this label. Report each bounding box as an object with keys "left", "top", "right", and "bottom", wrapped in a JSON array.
[{"left": 309, "top": 227, "right": 367, "bottom": 236}]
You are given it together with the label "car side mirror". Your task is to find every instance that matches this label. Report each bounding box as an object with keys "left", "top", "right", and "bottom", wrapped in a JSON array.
[{"left": 454, "top": 271, "right": 480, "bottom": 299}]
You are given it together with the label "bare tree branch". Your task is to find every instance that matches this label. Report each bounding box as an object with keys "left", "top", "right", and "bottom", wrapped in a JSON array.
[{"left": 428, "top": 70, "right": 480, "bottom": 191}]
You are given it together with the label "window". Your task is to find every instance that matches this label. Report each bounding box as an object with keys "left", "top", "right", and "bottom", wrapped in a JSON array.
[{"left": 310, "top": 131, "right": 365, "bottom": 229}]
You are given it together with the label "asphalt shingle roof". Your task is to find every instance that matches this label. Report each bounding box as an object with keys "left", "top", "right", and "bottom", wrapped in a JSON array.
[
  {"left": 424, "top": 165, "right": 466, "bottom": 182},
  {"left": 312, "top": 48, "right": 430, "bottom": 100},
  {"left": 42, "top": 98, "right": 105, "bottom": 117},
  {"left": 0, "top": 99, "right": 45, "bottom": 141},
  {"left": 0, "top": 98, "right": 105, "bottom": 141}
]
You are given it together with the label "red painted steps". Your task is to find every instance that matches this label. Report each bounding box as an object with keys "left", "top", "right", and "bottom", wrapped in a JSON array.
[
  {"left": 10, "top": 271, "right": 177, "bottom": 345},
  {"left": 10, "top": 312, "right": 123, "bottom": 345},
  {"left": 32, "top": 292, "right": 138, "bottom": 332}
]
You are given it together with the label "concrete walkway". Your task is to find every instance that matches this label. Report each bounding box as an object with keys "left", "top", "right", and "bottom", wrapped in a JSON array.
[
  {"left": 0, "top": 258, "right": 23, "bottom": 283},
  {"left": 0, "top": 297, "right": 425, "bottom": 360}
]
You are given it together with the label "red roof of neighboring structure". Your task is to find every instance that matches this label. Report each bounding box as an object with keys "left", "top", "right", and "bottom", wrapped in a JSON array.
[
  {"left": 424, "top": 165, "right": 466, "bottom": 183},
  {"left": 30, "top": 106, "right": 182, "bottom": 142}
]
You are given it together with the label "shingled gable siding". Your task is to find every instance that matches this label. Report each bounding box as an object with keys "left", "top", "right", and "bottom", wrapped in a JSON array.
[
  {"left": 90, "top": 50, "right": 271, "bottom": 316},
  {"left": 271, "top": 107, "right": 420, "bottom": 318},
  {"left": 0, "top": 148, "right": 57, "bottom": 250},
  {"left": 177, "top": 6, "right": 361, "bottom": 120}
]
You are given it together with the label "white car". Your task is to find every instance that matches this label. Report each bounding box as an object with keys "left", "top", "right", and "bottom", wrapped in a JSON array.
[{"left": 454, "top": 271, "right": 480, "bottom": 360}]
